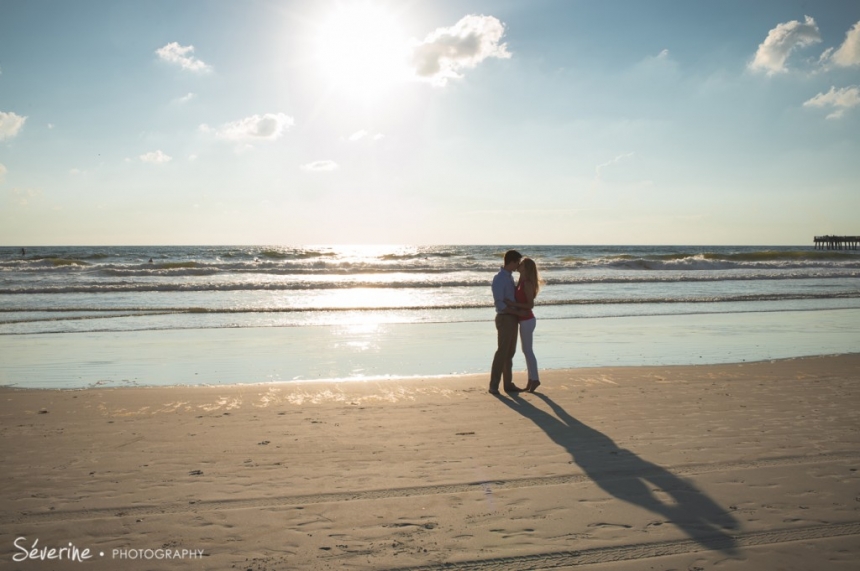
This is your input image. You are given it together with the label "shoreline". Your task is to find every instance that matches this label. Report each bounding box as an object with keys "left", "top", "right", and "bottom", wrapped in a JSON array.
[{"left": 2, "top": 355, "right": 859, "bottom": 569}]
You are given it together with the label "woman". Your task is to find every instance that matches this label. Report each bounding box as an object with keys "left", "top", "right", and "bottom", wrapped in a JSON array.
[{"left": 506, "top": 257, "right": 541, "bottom": 392}]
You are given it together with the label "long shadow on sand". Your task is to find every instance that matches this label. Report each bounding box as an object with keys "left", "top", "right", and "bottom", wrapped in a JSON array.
[{"left": 498, "top": 393, "right": 740, "bottom": 555}]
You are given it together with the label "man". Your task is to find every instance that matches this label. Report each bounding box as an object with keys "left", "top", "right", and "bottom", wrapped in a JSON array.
[{"left": 490, "top": 249, "right": 524, "bottom": 395}]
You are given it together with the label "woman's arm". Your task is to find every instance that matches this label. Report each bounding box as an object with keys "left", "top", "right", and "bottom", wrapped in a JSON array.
[{"left": 505, "top": 281, "right": 535, "bottom": 310}]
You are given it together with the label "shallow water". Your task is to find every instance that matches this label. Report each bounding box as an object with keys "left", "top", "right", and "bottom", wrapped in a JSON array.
[{"left": 2, "top": 309, "right": 858, "bottom": 389}]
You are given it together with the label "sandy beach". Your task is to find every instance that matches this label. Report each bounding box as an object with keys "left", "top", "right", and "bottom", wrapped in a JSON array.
[{"left": 1, "top": 354, "right": 859, "bottom": 570}]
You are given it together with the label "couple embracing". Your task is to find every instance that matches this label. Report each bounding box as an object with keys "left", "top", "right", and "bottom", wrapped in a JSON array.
[{"left": 490, "top": 249, "right": 541, "bottom": 395}]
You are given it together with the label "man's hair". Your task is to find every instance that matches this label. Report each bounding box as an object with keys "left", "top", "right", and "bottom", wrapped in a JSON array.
[{"left": 504, "top": 249, "right": 523, "bottom": 266}]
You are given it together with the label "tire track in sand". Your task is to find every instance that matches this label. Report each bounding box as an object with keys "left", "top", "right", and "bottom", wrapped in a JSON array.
[
  {"left": 5, "top": 451, "right": 858, "bottom": 525},
  {"left": 381, "top": 521, "right": 860, "bottom": 570}
]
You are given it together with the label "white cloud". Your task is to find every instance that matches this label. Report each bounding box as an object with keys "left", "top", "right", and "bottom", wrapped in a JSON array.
[
  {"left": 176, "top": 92, "right": 196, "bottom": 104},
  {"left": 207, "top": 113, "right": 294, "bottom": 141},
  {"left": 410, "top": 14, "right": 511, "bottom": 86},
  {"left": 140, "top": 150, "right": 173, "bottom": 164},
  {"left": 348, "top": 130, "right": 368, "bottom": 141},
  {"left": 831, "top": 20, "right": 860, "bottom": 67},
  {"left": 749, "top": 15, "right": 821, "bottom": 75},
  {"left": 302, "top": 160, "right": 339, "bottom": 172},
  {"left": 0, "top": 111, "right": 27, "bottom": 140},
  {"left": 156, "top": 42, "right": 212, "bottom": 73},
  {"left": 803, "top": 85, "right": 860, "bottom": 119}
]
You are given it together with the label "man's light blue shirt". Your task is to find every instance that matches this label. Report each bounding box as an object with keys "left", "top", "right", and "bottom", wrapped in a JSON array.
[{"left": 491, "top": 267, "right": 516, "bottom": 314}]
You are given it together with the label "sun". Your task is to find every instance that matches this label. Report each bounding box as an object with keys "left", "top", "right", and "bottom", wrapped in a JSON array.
[{"left": 314, "top": 3, "right": 411, "bottom": 96}]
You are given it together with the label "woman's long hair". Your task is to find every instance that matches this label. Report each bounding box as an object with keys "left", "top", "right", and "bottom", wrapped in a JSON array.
[{"left": 520, "top": 257, "right": 541, "bottom": 297}]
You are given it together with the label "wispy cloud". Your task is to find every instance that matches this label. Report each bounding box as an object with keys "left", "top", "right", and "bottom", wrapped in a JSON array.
[
  {"left": 7, "top": 187, "right": 42, "bottom": 207},
  {"left": 830, "top": 20, "right": 860, "bottom": 67},
  {"left": 410, "top": 15, "right": 511, "bottom": 86},
  {"left": 175, "top": 92, "right": 196, "bottom": 104},
  {"left": 202, "top": 113, "right": 294, "bottom": 142},
  {"left": 0, "top": 111, "right": 27, "bottom": 140},
  {"left": 301, "top": 160, "right": 339, "bottom": 172},
  {"left": 156, "top": 42, "right": 212, "bottom": 73},
  {"left": 140, "top": 150, "right": 173, "bottom": 164},
  {"left": 749, "top": 16, "right": 821, "bottom": 75},
  {"left": 345, "top": 130, "right": 384, "bottom": 142},
  {"left": 595, "top": 152, "right": 635, "bottom": 183},
  {"left": 803, "top": 85, "right": 860, "bottom": 119}
]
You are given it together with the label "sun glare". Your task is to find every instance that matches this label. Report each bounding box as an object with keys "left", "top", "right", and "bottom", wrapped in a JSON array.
[{"left": 314, "top": 3, "right": 410, "bottom": 96}]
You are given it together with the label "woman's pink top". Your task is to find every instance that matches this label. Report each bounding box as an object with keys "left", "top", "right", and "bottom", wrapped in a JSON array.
[{"left": 515, "top": 281, "right": 535, "bottom": 321}]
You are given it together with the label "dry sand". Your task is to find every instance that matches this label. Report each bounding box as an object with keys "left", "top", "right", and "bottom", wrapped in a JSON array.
[{"left": 1, "top": 354, "right": 859, "bottom": 570}]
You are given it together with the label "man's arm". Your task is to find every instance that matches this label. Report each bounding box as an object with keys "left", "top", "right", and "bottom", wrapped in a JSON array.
[{"left": 491, "top": 273, "right": 508, "bottom": 313}]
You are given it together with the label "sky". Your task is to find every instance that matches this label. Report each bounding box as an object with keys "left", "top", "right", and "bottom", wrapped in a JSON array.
[{"left": 1, "top": 0, "right": 859, "bottom": 246}]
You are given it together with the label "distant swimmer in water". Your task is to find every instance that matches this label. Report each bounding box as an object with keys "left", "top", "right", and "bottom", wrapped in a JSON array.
[
  {"left": 148, "top": 258, "right": 153, "bottom": 264},
  {"left": 21, "top": 248, "right": 26, "bottom": 256}
]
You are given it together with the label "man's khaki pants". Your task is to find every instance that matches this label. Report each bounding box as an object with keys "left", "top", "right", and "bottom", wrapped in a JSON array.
[{"left": 490, "top": 313, "right": 519, "bottom": 391}]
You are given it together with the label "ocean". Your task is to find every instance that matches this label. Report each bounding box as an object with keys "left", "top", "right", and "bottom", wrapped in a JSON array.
[{"left": 2, "top": 245, "right": 859, "bottom": 388}]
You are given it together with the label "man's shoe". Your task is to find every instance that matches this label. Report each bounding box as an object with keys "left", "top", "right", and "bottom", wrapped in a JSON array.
[
  {"left": 504, "top": 385, "right": 523, "bottom": 394},
  {"left": 488, "top": 388, "right": 500, "bottom": 395}
]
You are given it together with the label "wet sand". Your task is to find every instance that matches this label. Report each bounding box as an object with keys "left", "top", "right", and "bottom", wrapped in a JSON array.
[{"left": 1, "top": 354, "right": 859, "bottom": 570}]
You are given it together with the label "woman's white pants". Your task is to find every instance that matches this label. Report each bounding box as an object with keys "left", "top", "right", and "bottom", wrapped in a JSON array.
[{"left": 519, "top": 317, "right": 539, "bottom": 381}]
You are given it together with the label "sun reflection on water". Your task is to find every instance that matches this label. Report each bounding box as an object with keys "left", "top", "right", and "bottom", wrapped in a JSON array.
[
  {"left": 288, "top": 246, "right": 450, "bottom": 316},
  {"left": 332, "top": 316, "right": 389, "bottom": 352}
]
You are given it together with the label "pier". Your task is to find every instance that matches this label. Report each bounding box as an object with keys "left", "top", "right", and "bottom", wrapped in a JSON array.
[{"left": 814, "top": 236, "right": 860, "bottom": 250}]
